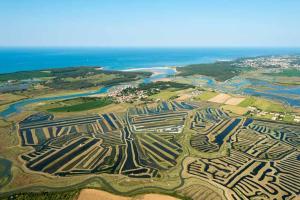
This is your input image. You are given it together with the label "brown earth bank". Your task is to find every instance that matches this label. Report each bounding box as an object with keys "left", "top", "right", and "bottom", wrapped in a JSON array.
[{"left": 77, "top": 189, "right": 181, "bottom": 200}]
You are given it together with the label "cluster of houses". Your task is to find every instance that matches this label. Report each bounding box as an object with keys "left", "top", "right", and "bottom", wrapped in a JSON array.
[
  {"left": 248, "top": 106, "right": 300, "bottom": 123},
  {"left": 108, "top": 85, "right": 149, "bottom": 103},
  {"left": 294, "top": 116, "right": 300, "bottom": 123},
  {"left": 237, "top": 56, "right": 300, "bottom": 69},
  {"left": 191, "top": 90, "right": 204, "bottom": 96}
]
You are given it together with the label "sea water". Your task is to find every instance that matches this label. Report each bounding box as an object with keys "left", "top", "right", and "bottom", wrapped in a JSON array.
[{"left": 1, "top": 47, "right": 300, "bottom": 73}]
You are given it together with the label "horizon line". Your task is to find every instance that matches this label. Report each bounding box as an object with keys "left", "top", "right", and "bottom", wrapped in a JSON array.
[{"left": 1, "top": 46, "right": 300, "bottom": 49}]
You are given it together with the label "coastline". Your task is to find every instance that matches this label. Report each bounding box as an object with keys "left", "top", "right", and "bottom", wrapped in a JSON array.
[
  {"left": 2, "top": 47, "right": 300, "bottom": 74},
  {"left": 121, "top": 66, "right": 177, "bottom": 74}
]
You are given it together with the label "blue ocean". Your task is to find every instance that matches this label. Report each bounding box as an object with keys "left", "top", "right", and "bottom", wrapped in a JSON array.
[{"left": 1, "top": 47, "right": 300, "bottom": 73}]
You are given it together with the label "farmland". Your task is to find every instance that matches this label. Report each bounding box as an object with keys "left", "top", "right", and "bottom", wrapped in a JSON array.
[
  {"left": 193, "top": 91, "right": 218, "bottom": 101},
  {"left": 238, "top": 96, "right": 287, "bottom": 113}
]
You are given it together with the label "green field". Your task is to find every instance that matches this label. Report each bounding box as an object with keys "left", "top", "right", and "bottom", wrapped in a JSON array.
[
  {"left": 194, "top": 91, "right": 218, "bottom": 101},
  {"left": 282, "top": 114, "right": 295, "bottom": 122},
  {"left": 149, "top": 89, "right": 179, "bottom": 100},
  {"left": 239, "top": 96, "right": 286, "bottom": 112},
  {"left": 221, "top": 105, "right": 249, "bottom": 115},
  {"left": 46, "top": 97, "right": 114, "bottom": 112}
]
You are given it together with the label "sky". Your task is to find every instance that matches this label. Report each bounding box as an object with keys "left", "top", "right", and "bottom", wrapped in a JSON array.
[{"left": 0, "top": 0, "right": 300, "bottom": 47}]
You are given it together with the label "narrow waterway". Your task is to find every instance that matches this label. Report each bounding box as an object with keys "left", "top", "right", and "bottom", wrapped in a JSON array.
[
  {"left": 0, "top": 87, "right": 111, "bottom": 118},
  {"left": 0, "top": 68, "right": 175, "bottom": 118}
]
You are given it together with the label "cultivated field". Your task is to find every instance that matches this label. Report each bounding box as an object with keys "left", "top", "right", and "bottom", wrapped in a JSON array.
[{"left": 208, "top": 93, "right": 245, "bottom": 105}]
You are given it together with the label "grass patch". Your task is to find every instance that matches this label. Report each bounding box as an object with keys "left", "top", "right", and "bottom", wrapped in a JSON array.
[
  {"left": 283, "top": 114, "right": 295, "bottom": 123},
  {"left": 47, "top": 97, "right": 114, "bottom": 112},
  {"left": 194, "top": 91, "right": 218, "bottom": 101},
  {"left": 149, "top": 89, "right": 179, "bottom": 100},
  {"left": 239, "top": 96, "right": 286, "bottom": 113},
  {"left": 221, "top": 105, "right": 248, "bottom": 115},
  {"left": 238, "top": 97, "right": 256, "bottom": 107}
]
